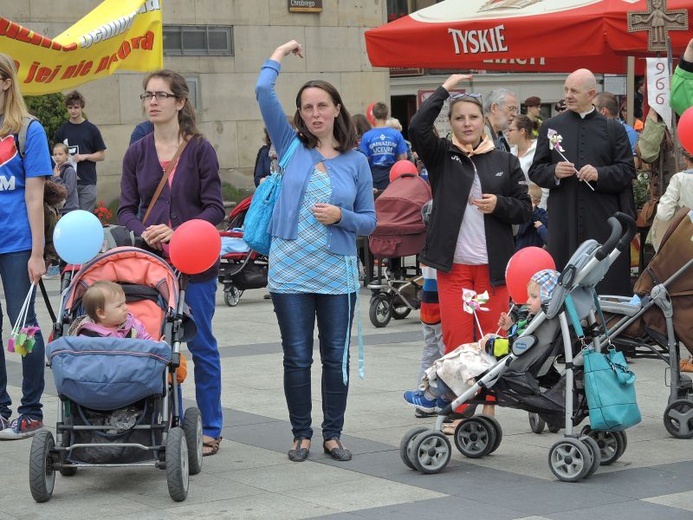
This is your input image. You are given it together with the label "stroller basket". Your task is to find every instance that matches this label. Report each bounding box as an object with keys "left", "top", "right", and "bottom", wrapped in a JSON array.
[{"left": 47, "top": 336, "right": 171, "bottom": 411}]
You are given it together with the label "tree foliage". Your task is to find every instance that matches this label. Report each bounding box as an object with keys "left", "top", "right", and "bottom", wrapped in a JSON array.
[{"left": 24, "top": 93, "right": 67, "bottom": 146}]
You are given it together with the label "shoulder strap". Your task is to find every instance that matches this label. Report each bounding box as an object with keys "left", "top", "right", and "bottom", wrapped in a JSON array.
[
  {"left": 278, "top": 137, "right": 300, "bottom": 171},
  {"left": 15, "top": 115, "right": 38, "bottom": 159},
  {"left": 142, "top": 137, "right": 189, "bottom": 225}
]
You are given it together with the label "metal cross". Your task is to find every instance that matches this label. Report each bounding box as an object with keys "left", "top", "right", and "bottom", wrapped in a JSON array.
[{"left": 628, "top": 0, "right": 688, "bottom": 52}]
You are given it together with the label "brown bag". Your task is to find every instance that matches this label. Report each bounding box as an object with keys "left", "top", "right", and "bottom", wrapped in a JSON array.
[{"left": 636, "top": 198, "right": 658, "bottom": 228}]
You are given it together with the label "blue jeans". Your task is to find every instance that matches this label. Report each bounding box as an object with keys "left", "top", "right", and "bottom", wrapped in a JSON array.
[
  {"left": 272, "top": 292, "right": 356, "bottom": 441},
  {"left": 185, "top": 278, "right": 223, "bottom": 438},
  {"left": 0, "top": 250, "right": 45, "bottom": 420}
]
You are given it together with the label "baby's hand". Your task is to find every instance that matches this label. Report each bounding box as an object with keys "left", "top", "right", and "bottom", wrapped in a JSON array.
[
  {"left": 479, "top": 333, "right": 500, "bottom": 350},
  {"left": 498, "top": 312, "right": 513, "bottom": 331}
]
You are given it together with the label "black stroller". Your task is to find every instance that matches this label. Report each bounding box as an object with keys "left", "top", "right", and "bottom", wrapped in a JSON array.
[
  {"left": 218, "top": 197, "right": 268, "bottom": 306},
  {"left": 400, "top": 213, "right": 639, "bottom": 482}
]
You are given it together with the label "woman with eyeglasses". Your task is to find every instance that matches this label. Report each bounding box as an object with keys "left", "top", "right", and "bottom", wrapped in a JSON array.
[
  {"left": 0, "top": 53, "right": 52, "bottom": 440},
  {"left": 118, "top": 70, "right": 225, "bottom": 457},
  {"left": 409, "top": 73, "right": 531, "bottom": 363}
]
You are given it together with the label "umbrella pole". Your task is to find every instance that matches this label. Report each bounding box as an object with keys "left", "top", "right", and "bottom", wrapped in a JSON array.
[{"left": 626, "top": 57, "right": 635, "bottom": 127}]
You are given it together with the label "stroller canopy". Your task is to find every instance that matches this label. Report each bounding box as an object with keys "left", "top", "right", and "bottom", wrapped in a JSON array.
[{"left": 370, "top": 174, "right": 431, "bottom": 258}]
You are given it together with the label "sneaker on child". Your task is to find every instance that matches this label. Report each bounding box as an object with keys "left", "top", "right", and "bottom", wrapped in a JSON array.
[
  {"left": 403, "top": 390, "right": 438, "bottom": 413},
  {"left": 0, "top": 416, "right": 10, "bottom": 432},
  {"left": 414, "top": 407, "right": 437, "bottom": 418},
  {"left": 0, "top": 414, "right": 44, "bottom": 440}
]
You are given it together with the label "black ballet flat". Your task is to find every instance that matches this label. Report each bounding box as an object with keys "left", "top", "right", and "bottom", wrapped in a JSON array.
[
  {"left": 288, "top": 437, "right": 310, "bottom": 462},
  {"left": 323, "top": 438, "right": 352, "bottom": 461}
]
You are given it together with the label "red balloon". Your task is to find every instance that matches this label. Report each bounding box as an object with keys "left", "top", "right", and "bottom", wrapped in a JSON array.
[
  {"left": 505, "top": 247, "right": 556, "bottom": 304},
  {"left": 366, "top": 102, "right": 377, "bottom": 126},
  {"left": 169, "top": 219, "right": 221, "bottom": 275},
  {"left": 389, "top": 160, "right": 419, "bottom": 182},
  {"left": 678, "top": 106, "right": 693, "bottom": 154}
]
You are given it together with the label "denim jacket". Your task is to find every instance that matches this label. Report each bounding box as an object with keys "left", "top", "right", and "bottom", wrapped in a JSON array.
[{"left": 255, "top": 59, "right": 376, "bottom": 256}]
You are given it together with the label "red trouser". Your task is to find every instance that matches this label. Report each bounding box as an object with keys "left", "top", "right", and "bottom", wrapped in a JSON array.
[{"left": 437, "top": 263, "right": 509, "bottom": 354}]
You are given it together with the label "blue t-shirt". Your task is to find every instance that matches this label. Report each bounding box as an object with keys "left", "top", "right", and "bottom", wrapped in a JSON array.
[
  {"left": 359, "top": 127, "right": 408, "bottom": 168},
  {"left": 0, "top": 120, "right": 52, "bottom": 254}
]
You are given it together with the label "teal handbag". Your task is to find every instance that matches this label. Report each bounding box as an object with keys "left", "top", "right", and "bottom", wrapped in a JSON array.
[
  {"left": 583, "top": 346, "right": 642, "bottom": 432},
  {"left": 244, "top": 137, "right": 299, "bottom": 255}
]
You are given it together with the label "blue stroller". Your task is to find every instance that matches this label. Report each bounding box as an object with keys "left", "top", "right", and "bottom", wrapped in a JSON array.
[{"left": 31, "top": 247, "right": 201, "bottom": 503}]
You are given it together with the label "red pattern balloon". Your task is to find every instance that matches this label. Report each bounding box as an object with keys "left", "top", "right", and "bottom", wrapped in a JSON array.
[
  {"left": 505, "top": 247, "right": 556, "bottom": 304},
  {"left": 169, "top": 219, "right": 221, "bottom": 275}
]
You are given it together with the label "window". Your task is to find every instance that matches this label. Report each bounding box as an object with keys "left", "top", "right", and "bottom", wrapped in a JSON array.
[
  {"left": 163, "top": 25, "right": 233, "bottom": 56},
  {"left": 185, "top": 76, "right": 201, "bottom": 113}
]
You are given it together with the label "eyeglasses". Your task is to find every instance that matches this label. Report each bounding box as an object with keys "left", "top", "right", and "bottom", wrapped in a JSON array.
[
  {"left": 140, "top": 91, "right": 176, "bottom": 102},
  {"left": 507, "top": 127, "right": 518, "bottom": 132},
  {"left": 503, "top": 105, "right": 518, "bottom": 114}
]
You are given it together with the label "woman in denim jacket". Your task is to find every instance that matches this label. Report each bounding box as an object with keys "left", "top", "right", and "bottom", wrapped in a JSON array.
[{"left": 256, "top": 40, "right": 376, "bottom": 463}]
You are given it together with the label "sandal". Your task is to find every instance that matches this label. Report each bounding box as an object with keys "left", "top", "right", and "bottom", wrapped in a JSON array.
[
  {"left": 442, "top": 419, "right": 461, "bottom": 435},
  {"left": 203, "top": 436, "right": 222, "bottom": 456}
]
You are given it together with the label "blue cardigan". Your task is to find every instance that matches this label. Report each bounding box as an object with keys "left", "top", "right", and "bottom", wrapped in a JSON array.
[{"left": 255, "top": 60, "right": 376, "bottom": 256}]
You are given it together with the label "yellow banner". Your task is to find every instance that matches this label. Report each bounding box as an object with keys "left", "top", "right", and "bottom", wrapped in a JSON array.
[{"left": 0, "top": 0, "right": 162, "bottom": 96}]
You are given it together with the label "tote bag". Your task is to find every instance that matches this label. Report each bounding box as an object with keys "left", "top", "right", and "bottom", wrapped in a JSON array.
[
  {"left": 583, "top": 346, "right": 642, "bottom": 432},
  {"left": 244, "top": 137, "right": 299, "bottom": 256}
]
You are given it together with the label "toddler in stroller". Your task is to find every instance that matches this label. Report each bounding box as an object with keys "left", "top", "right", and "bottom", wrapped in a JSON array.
[
  {"left": 368, "top": 171, "right": 430, "bottom": 327},
  {"left": 34, "top": 247, "right": 202, "bottom": 503},
  {"left": 218, "top": 196, "right": 268, "bottom": 306},
  {"left": 403, "top": 269, "right": 559, "bottom": 416},
  {"left": 401, "top": 213, "right": 640, "bottom": 482}
]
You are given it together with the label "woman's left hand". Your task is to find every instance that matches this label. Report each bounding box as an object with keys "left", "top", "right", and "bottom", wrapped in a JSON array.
[
  {"left": 312, "top": 203, "right": 342, "bottom": 225},
  {"left": 473, "top": 194, "right": 497, "bottom": 214},
  {"left": 142, "top": 224, "right": 174, "bottom": 249}
]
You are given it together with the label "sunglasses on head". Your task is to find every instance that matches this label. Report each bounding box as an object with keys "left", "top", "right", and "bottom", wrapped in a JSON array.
[{"left": 450, "top": 92, "right": 483, "bottom": 103}]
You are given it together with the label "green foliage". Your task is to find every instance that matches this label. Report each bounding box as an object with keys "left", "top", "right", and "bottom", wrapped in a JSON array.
[
  {"left": 24, "top": 93, "right": 67, "bottom": 145},
  {"left": 633, "top": 171, "right": 650, "bottom": 210},
  {"left": 221, "top": 182, "right": 253, "bottom": 204}
]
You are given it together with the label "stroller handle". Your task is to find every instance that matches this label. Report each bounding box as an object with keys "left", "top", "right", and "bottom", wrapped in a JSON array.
[{"left": 595, "top": 212, "right": 637, "bottom": 261}]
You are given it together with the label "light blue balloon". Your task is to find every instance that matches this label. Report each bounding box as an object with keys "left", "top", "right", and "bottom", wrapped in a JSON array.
[{"left": 54, "top": 210, "right": 105, "bottom": 264}]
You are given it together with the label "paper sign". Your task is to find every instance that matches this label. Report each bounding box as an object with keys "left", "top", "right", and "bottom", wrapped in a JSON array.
[{"left": 647, "top": 57, "right": 672, "bottom": 131}]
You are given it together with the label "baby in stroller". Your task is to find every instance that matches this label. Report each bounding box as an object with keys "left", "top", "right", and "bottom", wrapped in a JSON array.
[
  {"left": 403, "top": 269, "right": 559, "bottom": 416},
  {"left": 69, "top": 280, "right": 188, "bottom": 383}
]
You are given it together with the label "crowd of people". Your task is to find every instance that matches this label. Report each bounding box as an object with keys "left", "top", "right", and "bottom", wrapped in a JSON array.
[{"left": 1, "top": 31, "right": 692, "bottom": 461}]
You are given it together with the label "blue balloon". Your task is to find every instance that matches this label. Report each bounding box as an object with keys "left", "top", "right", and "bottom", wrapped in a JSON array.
[{"left": 54, "top": 210, "right": 105, "bottom": 264}]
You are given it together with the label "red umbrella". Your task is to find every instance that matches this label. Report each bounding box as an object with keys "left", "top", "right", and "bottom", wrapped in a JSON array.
[{"left": 365, "top": 0, "right": 690, "bottom": 73}]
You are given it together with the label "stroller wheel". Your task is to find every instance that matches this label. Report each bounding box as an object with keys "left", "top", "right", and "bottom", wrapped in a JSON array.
[
  {"left": 29, "top": 430, "right": 56, "bottom": 503},
  {"left": 476, "top": 415, "right": 503, "bottom": 454},
  {"left": 391, "top": 296, "right": 412, "bottom": 320},
  {"left": 663, "top": 399, "right": 693, "bottom": 439},
  {"left": 182, "top": 407, "right": 203, "bottom": 475},
  {"left": 410, "top": 431, "right": 452, "bottom": 474},
  {"left": 400, "top": 426, "right": 428, "bottom": 470},
  {"left": 166, "top": 427, "right": 189, "bottom": 502},
  {"left": 453, "top": 417, "right": 496, "bottom": 459},
  {"left": 578, "top": 435, "right": 601, "bottom": 478},
  {"left": 369, "top": 293, "right": 392, "bottom": 328},
  {"left": 580, "top": 426, "right": 625, "bottom": 465},
  {"left": 548, "top": 438, "right": 591, "bottom": 482},
  {"left": 528, "top": 412, "right": 546, "bottom": 434},
  {"left": 223, "top": 286, "right": 242, "bottom": 307}
]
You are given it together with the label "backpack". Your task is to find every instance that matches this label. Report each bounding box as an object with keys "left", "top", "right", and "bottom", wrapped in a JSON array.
[{"left": 13, "top": 115, "right": 65, "bottom": 262}]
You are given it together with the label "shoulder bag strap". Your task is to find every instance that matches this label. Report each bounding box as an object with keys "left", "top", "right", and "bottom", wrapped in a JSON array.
[
  {"left": 142, "top": 137, "right": 189, "bottom": 225},
  {"left": 278, "top": 137, "right": 300, "bottom": 172}
]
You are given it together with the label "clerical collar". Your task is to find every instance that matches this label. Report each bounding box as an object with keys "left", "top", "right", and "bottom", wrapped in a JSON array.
[{"left": 578, "top": 106, "right": 595, "bottom": 119}]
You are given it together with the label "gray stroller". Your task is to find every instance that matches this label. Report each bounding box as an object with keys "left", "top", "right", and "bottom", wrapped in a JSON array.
[{"left": 400, "top": 213, "right": 639, "bottom": 482}]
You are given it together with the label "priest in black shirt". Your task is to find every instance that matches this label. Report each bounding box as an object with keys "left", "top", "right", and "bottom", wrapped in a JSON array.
[{"left": 529, "top": 68, "right": 636, "bottom": 296}]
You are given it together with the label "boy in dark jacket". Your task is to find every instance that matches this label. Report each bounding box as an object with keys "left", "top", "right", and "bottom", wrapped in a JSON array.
[{"left": 514, "top": 183, "right": 548, "bottom": 251}]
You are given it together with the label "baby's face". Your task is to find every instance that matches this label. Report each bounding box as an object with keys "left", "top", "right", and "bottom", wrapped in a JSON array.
[
  {"left": 99, "top": 293, "right": 128, "bottom": 328},
  {"left": 527, "top": 284, "right": 542, "bottom": 314}
]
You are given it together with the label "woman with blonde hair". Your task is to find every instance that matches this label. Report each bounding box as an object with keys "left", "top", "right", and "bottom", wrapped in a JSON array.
[{"left": 0, "top": 53, "right": 52, "bottom": 440}]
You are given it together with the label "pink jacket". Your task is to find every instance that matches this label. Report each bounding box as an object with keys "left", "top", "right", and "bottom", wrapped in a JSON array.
[{"left": 77, "top": 313, "right": 152, "bottom": 340}]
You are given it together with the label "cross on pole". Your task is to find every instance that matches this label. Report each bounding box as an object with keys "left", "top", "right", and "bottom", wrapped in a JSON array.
[{"left": 628, "top": 0, "right": 688, "bottom": 52}]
